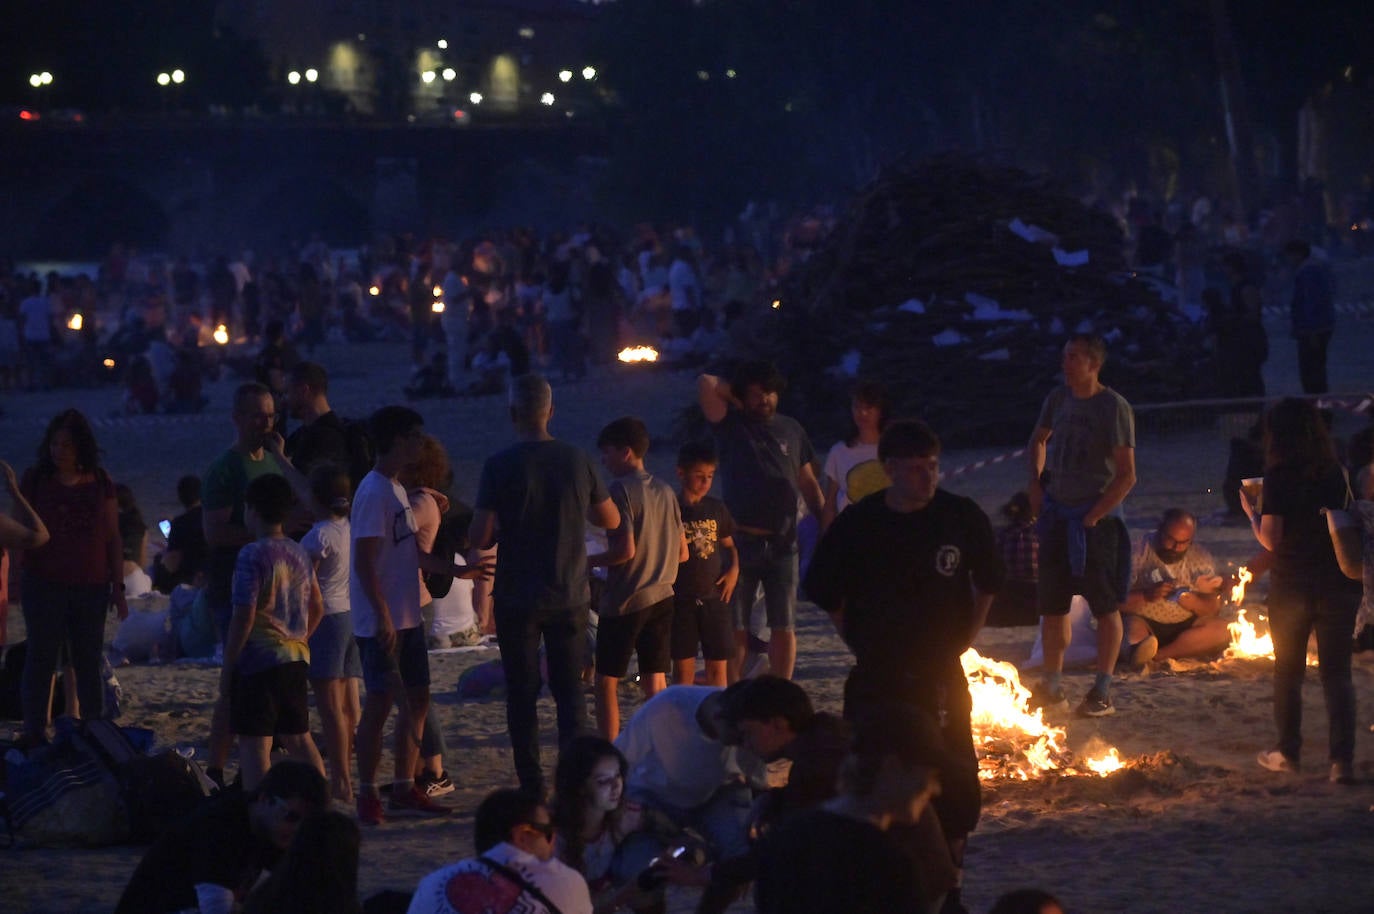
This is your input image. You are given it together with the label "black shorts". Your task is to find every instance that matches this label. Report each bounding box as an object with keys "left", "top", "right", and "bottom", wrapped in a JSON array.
[
  {"left": 1142, "top": 615, "right": 1198, "bottom": 647},
  {"left": 230, "top": 661, "right": 311, "bottom": 737},
  {"left": 1037, "top": 515, "right": 1127, "bottom": 618},
  {"left": 671, "top": 592, "right": 734, "bottom": 662},
  {"left": 596, "top": 597, "right": 674, "bottom": 678}
]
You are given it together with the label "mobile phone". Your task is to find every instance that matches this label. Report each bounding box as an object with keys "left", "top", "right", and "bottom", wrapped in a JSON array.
[{"left": 159, "top": 519, "right": 172, "bottom": 539}]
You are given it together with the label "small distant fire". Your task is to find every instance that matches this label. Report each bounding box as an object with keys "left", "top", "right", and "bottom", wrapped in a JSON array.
[
  {"left": 213, "top": 324, "right": 229, "bottom": 345},
  {"left": 962, "top": 648, "right": 1124, "bottom": 780},
  {"left": 618, "top": 345, "right": 659, "bottom": 363}
]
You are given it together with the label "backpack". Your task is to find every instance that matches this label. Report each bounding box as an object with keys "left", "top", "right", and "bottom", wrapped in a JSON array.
[
  {"left": 343, "top": 418, "right": 375, "bottom": 490},
  {"left": 423, "top": 510, "right": 467, "bottom": 600}
]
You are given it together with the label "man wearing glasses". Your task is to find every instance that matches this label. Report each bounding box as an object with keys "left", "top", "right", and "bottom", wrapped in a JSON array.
[
  {"left": 407, "top": 788, "right": 593, "bottom": 914},
  {"left": 1120, "top": 508, "right": 1231, "bottom": 666}
]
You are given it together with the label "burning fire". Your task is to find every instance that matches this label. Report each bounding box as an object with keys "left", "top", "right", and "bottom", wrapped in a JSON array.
[
  {"left": 618, "top": 345, "right": 659, "bottom": 363},
  {"left": 1230, "top": 566, "right": 1252, "bottom": 605},
  {"left": 961, "top": 648, "right": 1124, "bottom": 780},
  {"left": 1225, "top": 608, "right": 1273, "bottom": 659}
]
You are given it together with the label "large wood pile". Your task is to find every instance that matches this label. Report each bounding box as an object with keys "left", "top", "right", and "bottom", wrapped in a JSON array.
[{"left": 725, "top": 156, "right": 1218, "bottom": 446}]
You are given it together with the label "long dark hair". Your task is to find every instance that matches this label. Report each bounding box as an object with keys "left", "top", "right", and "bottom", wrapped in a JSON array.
[
  {"left": 1263, "top": 398, "right": 1338, "bottom": 477},
  {"left": 844, "top": 380, "right": 891, "bottom": 447},
  {"left": 242, "top": 811, "right": 361, "bottom": 914},
  {"left": 35, "top": 408, "right": 102, "bottom": 477},
  {"left": 552, "top": 735, "right": 628, "bottom": 872}
]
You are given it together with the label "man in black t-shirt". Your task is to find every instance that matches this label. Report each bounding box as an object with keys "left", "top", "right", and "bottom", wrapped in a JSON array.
[
  {"left": 469, "top": 374, "right": 619, "bottom": 796},
  {"left": 116, "top": 759, "right": 327, "bottom": 914},
  {"left": 805, "top": 419, "right": 1004, "bottom": 914},
  {"left": 284, "top": 361, "right": 354, "bottom": 482}
]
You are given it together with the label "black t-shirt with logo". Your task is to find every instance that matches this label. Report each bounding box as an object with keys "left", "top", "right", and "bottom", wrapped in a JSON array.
[{"left": 676, "top": 495, "right": 736, "bottom": 600}]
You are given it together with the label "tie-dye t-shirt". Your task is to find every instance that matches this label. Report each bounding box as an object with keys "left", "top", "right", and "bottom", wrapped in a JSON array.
[{"left": 231, "top": 536, "right": 313, "bottom": 675}]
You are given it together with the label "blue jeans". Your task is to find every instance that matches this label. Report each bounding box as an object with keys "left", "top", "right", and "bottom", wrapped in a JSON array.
[
  {"left": 494, "top": 602, "right": 588, "bottom": 794},
  {"left": 1268, "top": 576, "right": 1360, "bottom": 764},
  {"left": 20, "top": 578, "right": 108, "bottom": 738}
]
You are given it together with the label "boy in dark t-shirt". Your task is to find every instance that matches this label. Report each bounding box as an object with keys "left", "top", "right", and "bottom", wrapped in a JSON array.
[{"left": 671, "top": 441, "right": 739, "bottom": 688}]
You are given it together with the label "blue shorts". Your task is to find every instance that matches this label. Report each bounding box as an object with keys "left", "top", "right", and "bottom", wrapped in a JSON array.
[
  {"left": 731, "top": 534, "right": 798, "bottom": 632},
  {"left": 309, "top": 612, "right": 362, "bottom": 680},
  {"left": 356, "top": 626, "right": 430, "bottom": 695}
]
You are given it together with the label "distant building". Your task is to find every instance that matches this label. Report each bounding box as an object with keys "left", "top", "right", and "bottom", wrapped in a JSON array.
[{"left": 215, "top": 0, "right": 605, "bottom": 118}]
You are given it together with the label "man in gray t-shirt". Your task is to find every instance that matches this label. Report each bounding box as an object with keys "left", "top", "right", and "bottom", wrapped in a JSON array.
[
  {"left": 1027, "top": 334, "right": 1136, "bottom": 718},
  {"left": 470, "top": 375, "right": 619, "bottom": 796}
]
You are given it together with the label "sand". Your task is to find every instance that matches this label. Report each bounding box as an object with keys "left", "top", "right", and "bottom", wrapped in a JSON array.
[{"left": 2, "top": 330, "right": 1373, "bottom": 914}]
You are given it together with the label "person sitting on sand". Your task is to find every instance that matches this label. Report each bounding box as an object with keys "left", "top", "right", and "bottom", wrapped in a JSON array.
[
  {"left": 1120, "top": 508, "right": 1230, "bottom": 667},
  {"left": 116, "top": 759, "right": 328, "bottom": 914},
  {"left": 406, "top": 788, "right": 593, "bottom": 914}
]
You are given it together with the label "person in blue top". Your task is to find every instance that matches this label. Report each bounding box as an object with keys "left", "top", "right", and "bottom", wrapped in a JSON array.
[{"left": 1282, "top": 239, "right": 1336, "bottom": 395}]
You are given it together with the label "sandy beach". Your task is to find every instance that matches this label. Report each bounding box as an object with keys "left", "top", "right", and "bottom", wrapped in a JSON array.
[{"left": 2, "top": 319, "right": 1373, "bottom": 914}]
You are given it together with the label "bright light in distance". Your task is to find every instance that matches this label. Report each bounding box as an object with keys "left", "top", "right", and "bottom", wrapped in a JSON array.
[
  {"left": 29, "top": 74, "right": 43, "bottom": 88},
  {"left": 431, "top": 301, "right": 445, "bottom": 313},
  {"left": 696, "top": 70, "right": 710, "bottom": 81},
  {"left": 305, "top": 68, "right": 318, "bottom": 83},
  {"left": 213, "top": 324, "right": 230, "bottom": 345},
  {"left": 369, "top": 285, "right": 381, "bottom": 296},
  {"left": 558, "top": 70, "right": 573, "bottom": 83},
  {"left": 433, "top": 285, "right": 443, "bottom": 298},
  {"left": 518, "top": 26, "right": 535, "bottom": 39},
  {"left": 67, "top": 313, "right": 83, "bottom": 331},
  {"left": 422, "top": 70, "right": 436, "bottom": 84},
  {"left": 469, "top": 91, "right": 483, "bottom": 104},
  {"left": 582, "top": 66, "right": 596, "bottom": 80},
  {"left": 437, "top": 39, "right": 448, "bottom": 49},
  {"left": 442, "top": 68, "right": 456, "bottom": 81},
  {"left": 726, "top": 68, "right": 737, "bottom": 79},
  {"left": 288, "top": 71, "right": 302, "bottom": 85},
  {"left": 171, "top": 69, "right": 185, "bottom": 84},
  {"left": 771, "top": 299, "right": 781, "bottom": 309},
  {"left": 541, "top": 92, "right": 555, "bottom": 106},
  {"left": 103, "top": 358, "right": 115, "bottom": 369},
  {"left": 40, "top": 72, "right": 53, "bottom": 85},
  {"left": 157, "top": 72, "right": 171, "bottom": 86}
]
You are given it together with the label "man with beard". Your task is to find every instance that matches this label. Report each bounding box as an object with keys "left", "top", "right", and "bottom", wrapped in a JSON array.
[
  {"left": 1120, "top": 508, "right": 1230, "bottom": 665},
  {"left": 698, "top": 361, "right": 823, "bottom": 680}
]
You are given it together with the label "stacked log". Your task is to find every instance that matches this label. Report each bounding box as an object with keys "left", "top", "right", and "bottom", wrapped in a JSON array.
[{"left": 721, "top": 155, "right": 1215, "bottom": 447}]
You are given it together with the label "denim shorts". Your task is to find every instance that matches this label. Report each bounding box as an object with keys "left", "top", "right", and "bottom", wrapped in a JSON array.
[
  {"left": 356, "top": 626, "right": 430, "bottom": 694},
  {"left": 309, "top": 611, "right": 362, "bottom": 680},
  {"left": 731, "top": 533, "right": 798, "bottom": 632}
]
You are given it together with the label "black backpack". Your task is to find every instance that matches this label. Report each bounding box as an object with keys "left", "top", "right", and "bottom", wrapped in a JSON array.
[{"left": 423, "top": 501, "right": 473, "bottom": 600}]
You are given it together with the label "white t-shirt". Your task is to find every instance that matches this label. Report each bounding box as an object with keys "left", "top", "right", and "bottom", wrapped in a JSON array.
[
  {"left": 406, "top": 842, "right": 592, "bottom": 914},
  {"left": 822, "top": 441, "right": 887, "bottom": 513},
  {"left": 302, "top": 517, "right": 351, "bottom": 615},
  {"left": 19, "top": 294, "right": 51, "bottom": 343},
  {"left": 349, "top": 470, "right": 420, "bottom": 636},
  {"left": 616, "top": 686, "right": 764, "bottom": 810},
  {"left": 668, "top": 259, "right": 699, "bottom": 312}
]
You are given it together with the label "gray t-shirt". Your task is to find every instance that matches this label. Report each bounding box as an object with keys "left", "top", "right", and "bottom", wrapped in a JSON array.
[
  {"left": 601, "top": 469, "right": 683, "bottom": 618},
  {"left": 711, "top": 409, "right": 817, "bottom": 536},
  {"left": 1036, "top": 385, "right": 1135, "bottom": 506},
  {"left": 475, "top": 439, "right": 609, "bottom": 613}
]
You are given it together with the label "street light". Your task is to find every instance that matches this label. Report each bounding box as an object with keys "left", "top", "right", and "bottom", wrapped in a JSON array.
[
  {"left": 288, "top": 70, "right": 302, "bottom": 85},
  {"left": 541, "top": 92, "right": 555, "bottom": 106},
  {"left": 582, "top": 66, "right": 596, "bottom": 81},
  {"left": 421, "top": 70, "right": 436, "bottom": 84},
  {"left": 157, "top": 72, "right": 171, "bottom": 86},
  {"left": 171, "top": 69, "right": 185, "bottom": 84},
  {"left": 305, "top": 68, "right": 318, "bottom": 83},
  {"left": 29, "top": 74, "right": 42, "bottom": 88},
  {"left": 437, "top": 39, "right": 448, "bottom": 49},
  {"left": 442, "top": 68, "right": 456, "bottom": 81},
  {"left": 40, "top": 72, "right": 53, "bottom": 85},
  {"left": 469, "top": 91, "right": 483, "bottom": 105},
  {"left": 558, "top": 70, "right": 573, "bottom": 83}
]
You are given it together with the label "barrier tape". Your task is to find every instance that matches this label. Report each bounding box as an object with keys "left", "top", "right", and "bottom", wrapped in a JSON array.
[{"left": 947, "top": 448, "right": 1026, "bottom": 478}]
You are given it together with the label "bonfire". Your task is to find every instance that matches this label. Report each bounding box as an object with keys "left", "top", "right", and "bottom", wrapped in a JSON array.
[{"left": 962, "top": 648, "right": 1124, "bottom": 780}]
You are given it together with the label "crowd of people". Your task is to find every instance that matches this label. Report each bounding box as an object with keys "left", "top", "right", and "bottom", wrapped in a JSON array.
[{"left": 0, "top": 197, "right": 1369, "bottom": 912}]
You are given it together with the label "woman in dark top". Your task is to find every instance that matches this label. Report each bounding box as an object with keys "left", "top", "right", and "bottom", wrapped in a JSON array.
[
  {"left": 18, "top": 408, "right": 127, "bottom": 744},
  {"left": 1241, "top": 398, "right": 1360, "bottom": 783}
]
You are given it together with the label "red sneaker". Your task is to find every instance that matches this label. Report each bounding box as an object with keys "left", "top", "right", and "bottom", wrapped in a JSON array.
[
  {"left": 389, "top": 785, "right": 453, "bottom": 817},
  {"left": 357, "top": 791, "right": 385, "bottom": 826}
]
